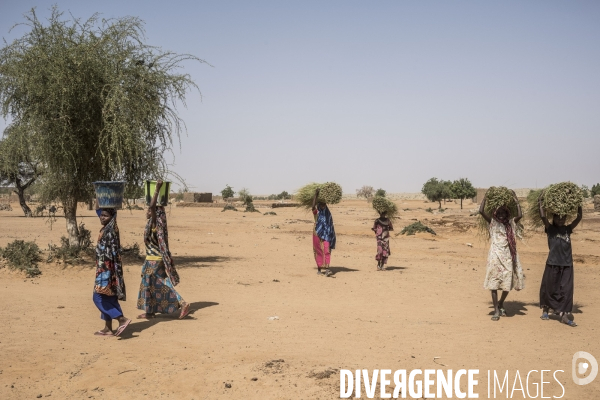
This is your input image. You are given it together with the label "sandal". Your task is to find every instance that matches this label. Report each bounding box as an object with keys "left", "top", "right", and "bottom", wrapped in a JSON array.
[
  {"left": 540, "top": 313, "right": 549, "bottom": 320},
  {"left": 491, "top": 315, "right": 500, "bottom": 321},
  {"left": 561, "top": 314, "right": 577, "bottom": 327},
  {"left": 94, "top": 330, "right": 113, "bottom": 336},
  {"left": 114, "top": 319, "right": 131, "bottom": 337},
  {"left": 499, "top": 308, "right": 507, "bottom": 317},
  {"left": 323, "top": 269, "right": 334, "bottom": 277},
  {"left": 137, "top": 313, "right": 155, "bottom": 320},
  {"left": 179, "top": 303, "right": 190, "bottom": 319}
]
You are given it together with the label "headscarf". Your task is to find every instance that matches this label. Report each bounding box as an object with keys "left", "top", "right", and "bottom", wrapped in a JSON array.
[
  {"left": 493, "top": 206, "right": 517, "bottom": 266},
  {"left": 95, "top": 211, "right": 126, "bottom": 300},
  {"left": 315, "top": 205, "right": 336, "bottom": 250},
  {"left": 145, "top": 207, "right": 180, "bottom": 286}
]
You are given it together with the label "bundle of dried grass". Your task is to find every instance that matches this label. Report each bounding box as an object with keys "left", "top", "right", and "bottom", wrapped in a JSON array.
[
  {"left": 526, "top": 182, "right": 583, "bottom": 229},
  {"left": 296, "top": 182, "right": 342, "bottom": 209}
]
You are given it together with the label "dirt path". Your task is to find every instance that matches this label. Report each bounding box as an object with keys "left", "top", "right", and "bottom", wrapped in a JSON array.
[{"left": 1, "top": 199, "right": 599, "bottom": 399}]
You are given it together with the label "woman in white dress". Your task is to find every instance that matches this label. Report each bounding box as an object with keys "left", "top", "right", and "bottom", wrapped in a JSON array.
[{"left": 479, "top": 190, "right": 525, "bottom": 321}]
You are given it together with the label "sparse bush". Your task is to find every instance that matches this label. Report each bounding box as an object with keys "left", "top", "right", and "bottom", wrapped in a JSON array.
[
  {"left": 264, "top": 211, "right": 277, "bottom": 216},
  {"left": 375, "top": 188, "right": 386, "bottom": 197},
  {"left": 222, "top": 204, "right": 238, "bottom": 212},
  {"left": 0, "top": 240, "right": 42, "bottom": 276},
  {"left": 356, "top": 185, "right": 374, "bottom": 200}
]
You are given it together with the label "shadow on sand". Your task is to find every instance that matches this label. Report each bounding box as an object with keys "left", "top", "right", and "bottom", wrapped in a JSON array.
[
  {"left": 486, "top": 301, "right": 584, "bottom": 317},
  {"left": 384, "top": 266, "right": 408, "bottom": 271},
  {"left": 118, "top": 301, "right": 219, "bottom": 339},
  {"left": 328, "top": 266, "right": 360, "bottom": 276},
  {"left": 173, "top": 255, "right": 240, "bottom": 269}
]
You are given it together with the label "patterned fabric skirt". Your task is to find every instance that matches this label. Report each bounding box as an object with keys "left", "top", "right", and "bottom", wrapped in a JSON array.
[
  {"left": 375, "top": 236, "right": 391, "bottom": 263},
  {"left": 313, "top": 234, "right": 331, "bottom": 268},
  {"left": 137, "top": 259, "right": 183, "bottom": 314}
]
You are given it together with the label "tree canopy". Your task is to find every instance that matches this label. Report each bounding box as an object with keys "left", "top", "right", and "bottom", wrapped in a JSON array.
[
  {"left": 356, "top": 185, "right": 374, "bottom": 199},
  {"left": 0, "top": 7, "right": 204, "bottom": 244},
  {"left": 450, "top": 178, "right": 476, "bottom": 209},
  {"left": 421, "top": 177, "right": 451, "bottom": 208}
]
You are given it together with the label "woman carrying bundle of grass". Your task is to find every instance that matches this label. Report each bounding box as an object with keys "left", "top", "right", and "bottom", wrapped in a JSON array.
[
  {"left": 311, "top": 187, "right": 337, "bottom": 277},
  {"left": 93, "top": 203, "right": 131, "bottom": 337},
  {"left": 137, "top": 180, "right": 190, "bottom": 320},
  {"left": 371, "top": 196, "right": 396, "bottom": 271},
  {"left": 479, "top": 188, "right": 525, "bottom": 321},
  {"left": 537, "top": 188, "right": 582, "bottom": 327}
]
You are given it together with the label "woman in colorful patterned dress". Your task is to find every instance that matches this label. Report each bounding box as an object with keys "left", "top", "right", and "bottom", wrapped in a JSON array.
[
  {"left": 312, "top": 188, "right": 336, "bottom": 277},
  {"left": 137, "top": 181, "right": 190, "bottom": 320},
  {"left": 372, "top": 212, "right": 393, "bottom": 271},
  {"left": 479, "top": 190, "right": 525, "bottom": 321},
  {"left": 93, "top": 205, "right": 131, "bottom": 337}
]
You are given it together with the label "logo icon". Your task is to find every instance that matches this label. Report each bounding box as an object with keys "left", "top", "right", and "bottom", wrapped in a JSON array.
[{"left": 572, "top": 351, "right": 598, "bottom": 385}]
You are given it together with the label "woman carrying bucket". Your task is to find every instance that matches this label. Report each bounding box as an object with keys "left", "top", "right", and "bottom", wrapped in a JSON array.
[
  {"left": 93, "top": 196, "right": 131, "bottom": 337},
  {"left": 137, "top": 180, "right": 190, "bottom": 319}
]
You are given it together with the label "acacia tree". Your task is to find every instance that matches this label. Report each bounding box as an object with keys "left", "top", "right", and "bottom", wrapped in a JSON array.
[
  {"left": 450, "top": 177, "right": 476, "bottom": 209},
  {"left": 0, "top": 124, "right": 41, "bottom": 216},
  {"left": 356, "top": 185, "right": 374, "bottom": 200},
  {"left": 0, "top": 8, "right": 204, "bottom": 245},
  {"left": 421, "top": 177, "right": 451, "bottom": 209}
]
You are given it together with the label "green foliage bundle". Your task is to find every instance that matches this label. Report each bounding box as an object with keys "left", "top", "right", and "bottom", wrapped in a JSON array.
[
  {"left": 296, "top": 182, "right": 343, "bottom": 209},
  {"left": 372, "top": 196, "right": 398, "bottom": 218},
  {"left": 222, "top": 204, "right": 237, "bottom": 212},
  {"left": 0, "top": 240, "right": 42, "bottom": 276},
  {"left": 0, "top": 7, "right": 203, "bottom": 244},
  {"left": 477, "top": 186, "right": 521, "bottom": 239},
  {"left": 526, "top": 182, "right": 583, "bottom": 229},
  {"left": 399, "top": 221, "right": 436, "bottom": 236}
]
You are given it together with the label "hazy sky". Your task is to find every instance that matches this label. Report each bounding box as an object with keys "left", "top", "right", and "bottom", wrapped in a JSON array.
[{"left": 1, "top": 1, "right": 599, "bottom": 194}]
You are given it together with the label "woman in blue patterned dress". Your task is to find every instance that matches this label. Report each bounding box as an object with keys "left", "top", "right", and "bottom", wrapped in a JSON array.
[{"left": 136, "top": 180, "right": 190, "bottom": 319}]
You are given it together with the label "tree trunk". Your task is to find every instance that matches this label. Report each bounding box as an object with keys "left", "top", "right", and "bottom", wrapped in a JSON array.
[
  {"left": 14, "top": 184, "right": 32, "bottom": 217},
  {"left": 438, "top": 200, "right": 442, "bottom": 209},
  {"left": 63, "top": 198, "right": 80, "bottom": 247},
  {"left": 460, "top": 198, "right": 463, "bottom": 209}
]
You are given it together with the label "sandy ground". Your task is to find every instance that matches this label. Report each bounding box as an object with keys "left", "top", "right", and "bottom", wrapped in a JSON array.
[{"left": 0, "top": 199, "right": 599, "bottom": 399}]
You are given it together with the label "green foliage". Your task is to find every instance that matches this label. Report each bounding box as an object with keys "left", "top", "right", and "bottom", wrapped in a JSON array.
[
  {"left": 450, "top": 178, "right": 476, "bottom": 209},
  {"left": 277, "top": 191, "right": 291, "bottom": 200},
  {"left": 477, "top": 186, "right": 521, "bottom": 239},
  {"left": 264, "top": 211, "right": 277, "bottom": 216},
  {"left": 221, "top": 185, "right": 235, "bottom": 200},
  {"left": 244, "top": 203, "right": 259, "bottom": 213},
  {"left": 581, "top": 185, "right": 590, "bottom": 199},
  {"left": 526, "top": 182, "right": 583, "bottom": 229},
  {"left": 222, "top": 204, "right": 237, "bottom": 212},
  {"left": 592, "top": 183, "right": 600, "bottom": 197},
  {"left": 238, "top": 188, "right": 253, "bottom": 205},
  {"left": 0, "top": 7, "right": 203, "bottom": 242},
  {"left": 425, "top": 207, "right": 434, "bottom": 213},
  {"left": 374, "top": 188, "right": 386, "bottom": 198},
  {"left": 0, "top": 239, "right": 42, "bottom": 276},
  {"left": 47, "top": 222, "right": 93, "bottom": 263},
  {"left": 296, "top": 182, "right": 343, "bottom": 209},
  {"left": 372, "top": 196, "right": 398, "bottom": 218},
  {"left": 421, "top": 178, "right": 451, "bottom": 208},
  {"left": 399, "top": 221, "right": 436, "bottom": 236}
]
